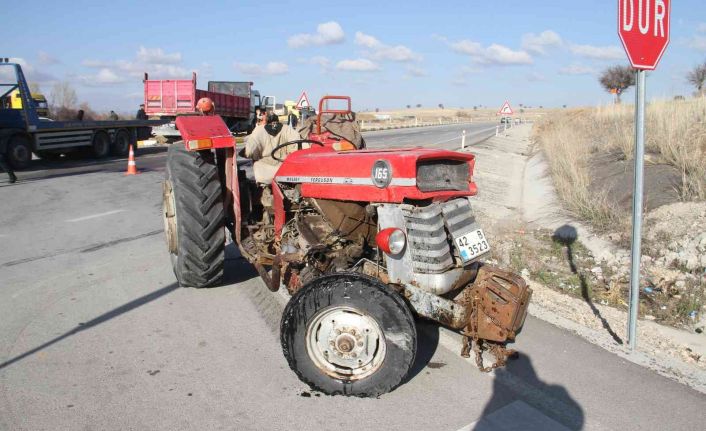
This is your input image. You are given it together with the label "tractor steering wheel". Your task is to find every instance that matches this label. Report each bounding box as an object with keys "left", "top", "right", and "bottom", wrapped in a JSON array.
[{"left": 270, "top": 139, "right": 324, "bottom": 162}]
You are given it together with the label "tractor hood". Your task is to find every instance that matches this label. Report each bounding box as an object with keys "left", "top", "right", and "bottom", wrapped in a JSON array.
[{"left": 274, "top": 147, "right": 477, "bottom": 203}]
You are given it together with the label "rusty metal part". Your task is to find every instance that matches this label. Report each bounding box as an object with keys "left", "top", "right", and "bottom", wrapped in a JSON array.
[
  {"left": 403, "top": 282, "right": 470, "bottom": 329},
  {"left": 270, "top": 253, "right": 304, "bottom": 292},
  {"left": 162, "top": 180, "right": 178, "bottom": 254},
  {"left": 471, "top": 338, "right": 518, "bottom": 373},
  {"left": 253, "top": 262, "right": 272, "bottom": 289},
  {"left": 401, "top": 263, "right": 530, "bottom": 372},
  {"left": 270, "top": 256, "right": 282, "bottom": 292},
  {"left": 359, "top": 259, "right": 390, "bottom": 284},
  {"left": 463, "top": 265, "right": 532, "bottom": 343},
  {"left": 459, "top": 265, "right": 529, "bottom": 372},
  {"left": 311, "top": 198, "right": 377, "bottom": 245}
]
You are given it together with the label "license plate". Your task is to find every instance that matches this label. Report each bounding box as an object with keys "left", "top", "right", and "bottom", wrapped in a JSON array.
[{"left": 454, "top": 228, "right": 491, "bottom": 263}]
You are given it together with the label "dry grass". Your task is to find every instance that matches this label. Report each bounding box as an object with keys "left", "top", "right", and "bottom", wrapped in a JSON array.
[
  {"left": 533, "top": 109, "right": 621, "bottom": 230},
  {"left": 534, "top": 97, "right": 706, "bottom": 228}
]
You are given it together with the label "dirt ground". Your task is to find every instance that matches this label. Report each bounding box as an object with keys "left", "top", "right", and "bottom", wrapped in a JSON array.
[
  {"left": 588, "top": 150, "right": 683, "bottom": 214},
  {"left": 463, "top": 123, "right": 706, "bottom": 390}
]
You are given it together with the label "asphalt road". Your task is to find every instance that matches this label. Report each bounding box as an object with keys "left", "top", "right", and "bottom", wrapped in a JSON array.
[
  {"left": 1, "top": 124, "right": 704, "bottom": 430},
  {"left": 364, "top": 122, "right": 497, "bottom": 150}
]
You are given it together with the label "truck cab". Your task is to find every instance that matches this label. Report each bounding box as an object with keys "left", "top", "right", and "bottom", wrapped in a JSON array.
[{"left": 10, "top": 89, "right": 49, "bottom": 117}]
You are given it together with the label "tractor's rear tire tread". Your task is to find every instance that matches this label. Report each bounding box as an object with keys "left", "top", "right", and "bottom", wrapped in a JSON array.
[{"left": 166, "top": 143, "right": 224, "bottom": 288}]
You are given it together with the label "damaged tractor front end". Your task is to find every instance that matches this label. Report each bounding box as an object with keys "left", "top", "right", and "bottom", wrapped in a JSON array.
[{"left": 374, "top": 198, "right": 532, "bottom": 371}]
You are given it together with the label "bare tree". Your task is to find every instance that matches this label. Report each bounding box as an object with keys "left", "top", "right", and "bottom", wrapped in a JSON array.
[
  {"left": 416, "top": 104, "right": 422, "bottom": 108},
  {"left": 406, "top": 104, "right": 411, "bottom": 109},
  {"left": 599, "top": 65, "right": 635, "bottom": 104},
  {"left": 438, "top": 103, "right": 444, "bottom": 109},
  {"left": 50, "top": 81, "right": 77, "bottom": 109},
  {"left": 687, "top": 62, "right": 706, "bottom": 96}
]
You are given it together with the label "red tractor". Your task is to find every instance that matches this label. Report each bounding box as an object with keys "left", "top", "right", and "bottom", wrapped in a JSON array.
[{"left": 162, "top": 96, "right": 531, "bottom": 397}]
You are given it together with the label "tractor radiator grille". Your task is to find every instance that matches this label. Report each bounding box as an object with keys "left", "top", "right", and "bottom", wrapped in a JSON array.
[
  {"left": 402, "top": 204, "right": 454, "bottom": 273},
  {"left": 401, "top": 198, "right": 477, "bottom": 274},
  {"left": 440, "top": 198, "right": 477, "bottom": 238}
]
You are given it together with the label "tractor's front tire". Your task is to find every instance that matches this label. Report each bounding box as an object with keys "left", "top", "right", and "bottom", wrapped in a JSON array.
[
  {"left": 281, "top": 273, "right": 417, "bottom": 397},
  {"left": 163, "top": 142, "right": 224, "bottom": 288}
]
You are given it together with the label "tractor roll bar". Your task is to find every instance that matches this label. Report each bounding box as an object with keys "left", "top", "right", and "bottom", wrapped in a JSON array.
[{"left": 316, "top": 95, "right": 351, "bottom": 135}]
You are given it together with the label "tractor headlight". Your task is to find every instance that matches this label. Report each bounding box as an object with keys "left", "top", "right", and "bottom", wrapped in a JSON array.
[{"left": 376, "top": 227, "right": 406, "bottom": 255}]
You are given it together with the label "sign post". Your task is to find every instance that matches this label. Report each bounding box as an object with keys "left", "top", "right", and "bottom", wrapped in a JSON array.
[{"left": 618, "top": 0, "right": 670, "bottom": 350}]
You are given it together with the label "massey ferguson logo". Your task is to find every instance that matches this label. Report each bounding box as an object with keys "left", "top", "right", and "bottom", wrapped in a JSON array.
[{"left": 372, "top": 160, "right": 392, "bottom": 188}]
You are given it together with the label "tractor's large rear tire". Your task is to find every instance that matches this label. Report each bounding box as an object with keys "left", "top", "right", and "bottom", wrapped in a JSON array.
[
  {"left": 163, "top": 142, "right": 224, "bottom": 288},
  {"left": 281, "top": 273, "right": 417, "bottom": 397}
]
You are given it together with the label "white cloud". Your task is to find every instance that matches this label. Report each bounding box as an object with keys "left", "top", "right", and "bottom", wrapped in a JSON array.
[
  {"left": 450, "top": 40, "right": 484, "bottom": 56},
  {"left": 527, "top": 72, "right": 546, "bottom": 82},
  {"left": 234, "top": 61, "right": 289, "bottom": 76},
  {"left": 3, "top": 57, "right": 56, "bottom": 83},
  {"left": 689, "top": 35, "right": 706, "bottom": 52},
  {"left": 37, "top": 51, "right": 60, "bottom": 65},
  {"left": 81, "top": 46, "right": 194, "bottom": 84},
  {"left": 335, "top": 58, "right": 380, "bottom": 72},
  {"left": 82, "top": 59, "right": 112, "bottom": 68},
  {"left": 288, "top": 21, "right": 345, "bottom": 48},
  {"left": 697, "top": 23, "right": 706, "bottom": 32},
  {"left": 355, "top": 32, "right": 380, "bottom": 49},
  {"left": 405, "top": 65, "right": 427, "bottom": 77},
  {"left": 521, "top": 30, "right": 562, "bottom": 55},
  {"left": 569, "top": 44, "right": 624, "bottom": 60},
  {"left": 459, "top": 65, "right": 481, "bottom": 74},
  {"left": 310, "top": 56, "right": 331, "bottom": 67},
  {"left": 355, "top": 32, "right": 422, "bottom": 62},
  {"left": 558, "top": 64, "right": 596, "bottom": 75},
  {"left": 445, "top": 38, "right": 532, "bottom": 65},
  {"left": 136, "top": 46, "right": 181, "bottom": 64},
  {"left": 78, "top": 68, "right": 127, "bottom": 86},
  {"left": 479, "top": 44, "right": 533, "bottom": 65},
  {"left": 451, "top": 77, "right": 468, "bottom": 86}
]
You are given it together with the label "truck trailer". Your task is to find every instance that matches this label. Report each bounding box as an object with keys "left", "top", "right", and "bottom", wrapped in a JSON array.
[
  {"left": 0, "top": 60, "right": 166, "bottom": 168},
  {"left": 144, "top": 73, "right": 260, "bottom": 139}
]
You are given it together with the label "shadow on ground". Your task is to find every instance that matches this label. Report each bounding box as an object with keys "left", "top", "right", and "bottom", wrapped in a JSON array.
[
  {"left": 474, "top": 354, "right": 584, "bottom": 430},
  {"left": 553, "top": 224, "right": 623, "bottom": 345},
  {"left": 404, "top": 321, "right": 440, "bottom": 383},
  {"left": 0, "top": 282, "right": 180, "bottom": 371}
]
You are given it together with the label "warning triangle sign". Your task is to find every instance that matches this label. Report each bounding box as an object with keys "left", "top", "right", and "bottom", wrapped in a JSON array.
[
  {"left": 295, "top": 92, "right": 310, "bottom": 109},
  {"left": 497, "top": 101, "right": 514, "bottom": 115}
]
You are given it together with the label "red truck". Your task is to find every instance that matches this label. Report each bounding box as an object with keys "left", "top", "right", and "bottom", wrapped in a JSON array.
[{"left": 143, "top": 73, "right": 261, "bottom": 138}]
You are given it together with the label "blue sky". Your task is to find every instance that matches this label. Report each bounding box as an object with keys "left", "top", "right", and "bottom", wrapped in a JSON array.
[{"left": 2, "top": 0, "right": 705, "bottom": 112}]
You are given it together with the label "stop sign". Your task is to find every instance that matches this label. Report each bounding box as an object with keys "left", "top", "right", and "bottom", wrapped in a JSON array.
[{"left": 618, "top": 0, "right": 671, "bottom": 70}]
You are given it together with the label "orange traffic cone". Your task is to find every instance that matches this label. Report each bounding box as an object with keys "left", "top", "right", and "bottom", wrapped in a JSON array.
[{"left": 125, "top": 144, "right": 140, "bottom": 175}]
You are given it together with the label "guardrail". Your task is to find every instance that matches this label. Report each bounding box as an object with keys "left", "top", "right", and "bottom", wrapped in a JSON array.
[{"left": 360, "top": 117, "right": 532, "bottom": 133}]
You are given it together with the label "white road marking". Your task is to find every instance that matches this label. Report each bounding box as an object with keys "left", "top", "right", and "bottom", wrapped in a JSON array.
[{"left": 65, "top": 209, "right": 126, "bottom": 223}]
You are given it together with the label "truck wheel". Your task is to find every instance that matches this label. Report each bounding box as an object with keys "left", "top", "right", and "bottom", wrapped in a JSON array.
[
  {"left": 163, "top": 143, "right": 224, "bottom": 288},
  {"left": 7, "top": 134, "right": 32, "bottom": 169},
  {"left": 92, "top": 132, "right": 110, "bottom": 158},
  {"left": 281, "top": 273, "right": 417, "bottom": 397},
  {"left": 111, "top": 130, "right": 130, "bottom": 156}
]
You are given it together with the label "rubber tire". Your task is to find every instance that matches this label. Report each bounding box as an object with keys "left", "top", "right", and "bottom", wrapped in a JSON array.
[
  {"left": 281, "top": 273, "right": 417, "bottom": 397},
  {"left": 92, "top": 132, "right": 110, "bottom": 158},
  {"left": 111, "top": 130, "right": 130, "bottom": 156},
  {"left": 7, "top": 134, "right": 32, "bottom": 169},
  {"left": 165, "top": 142, "right": 224, "bottom": 288}
]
